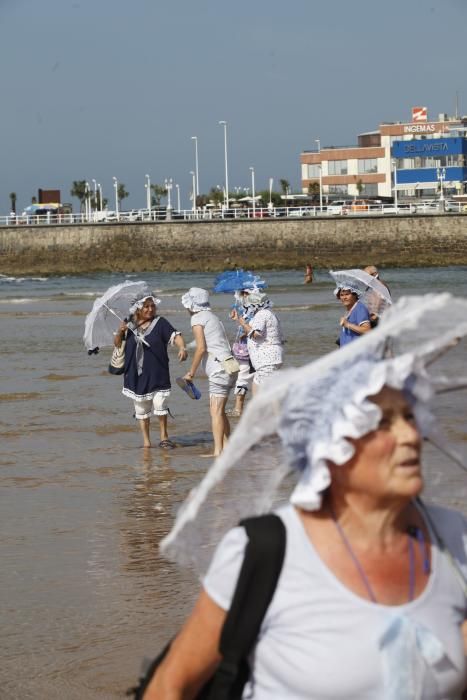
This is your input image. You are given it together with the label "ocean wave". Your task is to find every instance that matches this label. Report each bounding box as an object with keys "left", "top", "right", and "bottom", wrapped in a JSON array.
[
  {"left": 0, "top": 297, "right": 38, "bottom": 304},
  {"left": 0, "top": 274, "right": 48, "bottom": 283}
]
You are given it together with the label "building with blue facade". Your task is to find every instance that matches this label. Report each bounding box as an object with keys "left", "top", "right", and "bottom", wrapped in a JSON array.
[{"left": 392, "top": 133, "right": 467, "bottom": 197}]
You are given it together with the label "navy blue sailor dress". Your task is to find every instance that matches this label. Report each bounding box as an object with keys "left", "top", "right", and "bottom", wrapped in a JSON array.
[{"left": 122, "top": 317, "right": 178, "bottom": 400}]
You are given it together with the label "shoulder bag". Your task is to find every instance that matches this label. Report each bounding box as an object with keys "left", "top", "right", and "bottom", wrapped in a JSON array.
[
  {"left": 108, "top": 336, "right": 126, "bottom": 375},
  {"left": 127, "top": 513, "right": 286, "bottom": 699}
]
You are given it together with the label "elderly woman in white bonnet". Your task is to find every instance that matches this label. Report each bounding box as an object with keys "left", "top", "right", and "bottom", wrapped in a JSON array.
[
  {"left": 142, "top": 293, "right": 467, "bottom": 699},
  {"left": 231, "top": 289, "right": 284, "bottom": 394},
  {"left": 182, "top": 287, "right": 238, "bottom": 457},
  {"left": 114, "top": 295, "right": 187, "bottom": 449}
]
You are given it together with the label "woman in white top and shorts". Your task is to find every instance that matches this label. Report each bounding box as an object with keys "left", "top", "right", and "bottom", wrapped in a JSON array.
[{"left": 182, "top": 287, "right": 238, "bottom": 457}]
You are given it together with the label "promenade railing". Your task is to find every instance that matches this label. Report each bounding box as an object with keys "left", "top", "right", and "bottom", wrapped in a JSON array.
[{"left": 1, "top": 201, "right": 466, "bottom": 227}]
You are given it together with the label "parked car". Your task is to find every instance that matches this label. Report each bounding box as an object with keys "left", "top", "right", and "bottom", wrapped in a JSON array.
[
  {"left": 326, "top": 200, "right": 352, "bottom": 215},
  {"left": 444, "top": 200, "right": 462, "bottom": 213},
  {"left": 414, "top": 201, "right": 441, "bottom": 213},
  {"left": 348, "top": 199, "right": 370, "bottom": 214}
]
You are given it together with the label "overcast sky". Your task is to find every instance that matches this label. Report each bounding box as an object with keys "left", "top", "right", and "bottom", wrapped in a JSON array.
[{"left": 1, "top": 0, "right": 466, "bottom": 212}]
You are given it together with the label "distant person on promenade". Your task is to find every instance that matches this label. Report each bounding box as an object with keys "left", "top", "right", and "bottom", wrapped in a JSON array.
[
  {"left": 231, "top": 290, "right": 284, "bottom": 394},
  {"left": 335, "top": 286, "right": 371, "bottom": 347},
  {"left": 304, "top": 262, "right": 314, "bottom": 284},
  {"left": 181, "top": 288, "right": 238, "bottom": 457},
  {"left": 115, "top": 295, "right": 187, "bottom": 449}
]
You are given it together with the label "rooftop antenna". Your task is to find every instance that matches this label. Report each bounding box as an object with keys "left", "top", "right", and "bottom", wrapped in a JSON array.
[{"left": 455, "top": 90, "right": 459, "bottom": 120}]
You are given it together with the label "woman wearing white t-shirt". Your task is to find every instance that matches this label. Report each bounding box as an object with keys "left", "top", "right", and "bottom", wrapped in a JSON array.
[
  {"left": 143, "top": 294, "right": 467, "bottom": 700},
  {"left": 181, "top": 287, "right": 238, "bottom": 457},
  {"left": 232, "top": 290, "right": 284, "bottom": 394}
]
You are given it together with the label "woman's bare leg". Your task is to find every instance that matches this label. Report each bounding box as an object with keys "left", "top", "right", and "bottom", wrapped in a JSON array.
[
  {"left": 158, "top": 414, "right": 169, "bottom": 442},
  {"left": 203, "top": 395, "right": 228, "bottom": 457},
  {"left": 139, "top": 418, "right": 151, "bottom": 448}
]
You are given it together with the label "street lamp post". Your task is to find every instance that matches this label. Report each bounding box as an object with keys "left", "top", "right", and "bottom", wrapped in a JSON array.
[
  {"left": 190, "top": 171, "right": 196, "bottom": 214},
  {"left": 268, "top": 177, "right": 273, "bottom": 211},
  {"left": 315, "top": 138, "right": 321, "bottom": 153},
  {"left": 84, "top": 181, "right": 90, "bottom": 221},
  {"left": 145, "top": 174, "right": 151, "bottom": 216},
  {"left": 91, "top": 179, "right": 97, "bottom": 217},
  {"left": 437, "top": 167, "right": 446, "bottom": 209},
  {"left": 392, "top": 159, "right": 398, "bottom": 212},
  {"left": 98, "top": 183, "right": 103, "bottom": 211},
  {"left": 318, "top": 165, "right": 323, "bottom": 213},
  {"left": 218, "top": 121, "right": 229, "bottom": 211},
  {"left": 191, "top": 136, "right": 199, "bottom": 200},
  {"left": 112, "top": 177, "right": 119, "bottom": 221},
  {"left": 164, "top": 178, "right": 173, "bottom": 220},
  {"left": 175, "top": 183, "right": 180, "bottom": 212},
  {"left": 250, "top": 166, "right": 256, "bottom": 217}
]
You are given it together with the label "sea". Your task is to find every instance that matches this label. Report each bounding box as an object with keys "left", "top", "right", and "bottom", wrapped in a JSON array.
[{"left": 1, "top": 267, "right": 467, "bottom": 699}]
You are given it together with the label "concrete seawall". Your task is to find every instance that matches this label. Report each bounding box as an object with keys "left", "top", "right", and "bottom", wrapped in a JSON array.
[{"left": 1, "top": 214, "right": 467, "bottom": 275}]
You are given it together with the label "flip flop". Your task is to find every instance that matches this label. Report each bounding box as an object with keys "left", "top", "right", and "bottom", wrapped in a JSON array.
[
  {"left": 176, "top": 377, "right": 202, "bottom": 400},
  {"left": 159, "top": 439, "right": 176, "bottom": 450}
]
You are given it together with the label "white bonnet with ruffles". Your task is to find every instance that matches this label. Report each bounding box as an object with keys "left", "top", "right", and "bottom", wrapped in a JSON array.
[
  {"left": 181, "top": 287, "right": 211, "bottom": 312},
  {"left": 279, "top": 353, "right": 433, "bottom": 510},
  {"left": 129, "top": 294, "right": 161, "bottom": 316}
]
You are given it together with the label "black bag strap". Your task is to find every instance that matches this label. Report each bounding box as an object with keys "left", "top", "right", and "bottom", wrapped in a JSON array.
[{"left": 206, "top": 513, "right": 286, "bottom": 699}]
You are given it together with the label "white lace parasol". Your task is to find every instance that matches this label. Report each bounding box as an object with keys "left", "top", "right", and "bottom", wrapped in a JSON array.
[
  {"left": 83, "top": 280, "right": 153, "bottom": 351},
  {"left": 160, "top": 294, "right": 467, "bottom": 575},
  {"left": 330, "top": 268, "right": 392, "bottom": 315}
]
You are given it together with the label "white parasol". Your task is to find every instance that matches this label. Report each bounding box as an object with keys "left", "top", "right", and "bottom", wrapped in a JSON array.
[
  {"left": 83, "top": 280, "right": 153, "bottom": 352},
  {"left": 160, "top": 293, "right": 467, "bottom": 575},
  {"left": 329, "top": 268, "right": 392, "bottom": 315}
]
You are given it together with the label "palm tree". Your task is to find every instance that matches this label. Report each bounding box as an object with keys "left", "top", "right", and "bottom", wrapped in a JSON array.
[
  {"left": 9, "top": 192, "right": 17, "bottom": 213},
  {"left": 90, "top": 193, "right": 108, "bottom": 210},
  {"left": 117, "top": 183, "right": 129, "bottom": 207},
  {"left": 70, "top": 180, "right": 88, "bottom": 212},
  {"left": 150, "top": 184, "right": 167, "bottom": 207},
  {"left": 279, "top": 179, "right": 290, "bottom": 196}
]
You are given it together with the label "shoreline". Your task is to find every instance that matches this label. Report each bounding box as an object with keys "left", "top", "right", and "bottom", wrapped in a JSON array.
[{"left": 1, "top": 214, "right": 467, "bottom": 275}]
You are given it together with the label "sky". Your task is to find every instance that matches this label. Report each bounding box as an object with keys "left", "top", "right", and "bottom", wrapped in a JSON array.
[{"left": 1, "top": 0, "right": 466, "bottom": 213}]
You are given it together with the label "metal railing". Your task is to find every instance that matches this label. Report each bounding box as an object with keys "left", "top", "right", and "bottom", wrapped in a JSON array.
[{"left": 1, "top": 201, "right": 466, "bottom": 227}]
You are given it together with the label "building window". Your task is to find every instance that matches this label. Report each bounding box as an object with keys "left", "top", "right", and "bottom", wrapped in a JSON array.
[
  {"left": 358, "top": 158, "right": 378, "bottom": 173},
  {"left": 360, "top": 183, "right": 378, "bottom": 196},
  {"left": 328, "top": 160, "right": 348, "bottom": 176},
  {"left": 394, "top": 154, "right": 461, "bottom": 169},
  {"left": 307, "top": 164, "right": 321, "bottom": 178},
  {"left": 328, "top": 184, "right": 348, "bottom": 194}
]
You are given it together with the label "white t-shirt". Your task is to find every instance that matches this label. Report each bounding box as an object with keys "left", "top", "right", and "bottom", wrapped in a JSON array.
[
  {"left": 191, "top": 309, "right": 232, "bottom": 377},
  {"left": 247, "top": 308, "right": 284, "bottom": 369},
  {"left": 203, "top": 503, "right": 467, "bottom": 699}
]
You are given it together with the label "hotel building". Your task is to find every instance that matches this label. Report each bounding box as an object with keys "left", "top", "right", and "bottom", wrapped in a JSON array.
[{"left": 301, "top": 107, "right": 467, "bottom": 199}]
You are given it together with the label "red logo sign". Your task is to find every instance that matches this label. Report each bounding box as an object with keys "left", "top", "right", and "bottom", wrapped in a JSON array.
[{"left": 412, "top": 106, "right": 427, "bottom": 122}]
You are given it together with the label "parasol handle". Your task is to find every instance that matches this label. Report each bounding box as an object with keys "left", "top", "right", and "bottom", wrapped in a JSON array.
[{"left": 103, "top": 304, "right": 150, "bottom": 346}]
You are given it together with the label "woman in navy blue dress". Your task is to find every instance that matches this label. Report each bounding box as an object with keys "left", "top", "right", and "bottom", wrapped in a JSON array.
[{"left": 114, "top": 295, "right": 187, "bottom": 448}]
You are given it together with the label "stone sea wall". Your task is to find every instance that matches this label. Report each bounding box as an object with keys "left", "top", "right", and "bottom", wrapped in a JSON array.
[{"left": 1, "top": 215, "right": 467, "bottom": 275}]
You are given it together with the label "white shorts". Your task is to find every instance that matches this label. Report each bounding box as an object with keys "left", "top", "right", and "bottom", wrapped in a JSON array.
[
  {"left": 253, "top": 364, "right": 282, "bottom": 386},
  {"left": 133, "top": 390, "right": 171, "bottom": 419},
  {"left": 209, "top": 371, "right": 237, "bottom": 398},
  {"left": 235, "top": 360, "right": 254, "bottom": 395}
]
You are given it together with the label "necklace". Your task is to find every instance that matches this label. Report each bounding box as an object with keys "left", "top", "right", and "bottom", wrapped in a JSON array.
[{"left": 329, "top": 505, "right": 416, "bottom": 604}]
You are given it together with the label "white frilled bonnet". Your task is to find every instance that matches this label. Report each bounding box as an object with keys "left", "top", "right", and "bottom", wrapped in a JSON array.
[
  {"left": 181, "top": 287, "right": 211, "bottom": 312},
  {"left": 128, "top": 294, "right": 161, "bottom": 316},
  {"left": 161, "top": 294, "right": 467, "bottom": 575}
]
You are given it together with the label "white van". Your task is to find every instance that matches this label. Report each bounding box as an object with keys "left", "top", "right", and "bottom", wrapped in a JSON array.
[{"left": 326, "top": 200, "right": 352, "bottom": 215}]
